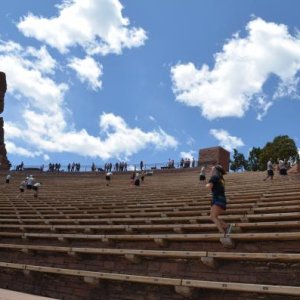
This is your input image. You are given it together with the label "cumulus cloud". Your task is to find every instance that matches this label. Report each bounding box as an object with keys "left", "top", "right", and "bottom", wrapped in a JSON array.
[
  {"left": 1, "top": 39, "right": 177, "bottom": 160},
  {"left": 186, "top": 136, "right": 195, "bottom": 146},
  {"left": 0, "top": 40, "right": 68, "bottom": 114},
  {"left": 5, "top": 112, "right": 178, "bottom": 160},
  {"left": 180, "top": 150, "right": 196, "bottom": 161},
  {"left": 68, "top": 56, "right": 103, "bottom": 90},
  {"left": 17, "top": 0, "right": 147, "bottom": 55},
  {"left": 171, "top": 18, "right": 300, "bottom": 120},
  {"left": 209, "top": 129, "right": 244, "bottom": 152},
  {"left": 43, "top": 154, "right": 50, "bottom": 161},
  {"left": 5, "top": 141, "right": 42, "bottom": 158}
]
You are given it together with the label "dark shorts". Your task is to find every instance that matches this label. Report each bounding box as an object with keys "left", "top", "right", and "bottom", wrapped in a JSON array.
[
  {"left": 211, "top": 196, "right": 227, "bottom": 210},
  {"left": 105, "top": 176, "right": 111, "bottom": 181},
  {"left": 6, "top": 179, "right": 9, "bottom": 184},
  {"left": 267, "top": 170, "right": 274, "bottom": 176},
  {"left": 199, "top": 175, "right": 206, "bottom": 181},
  {"left": 27, "top": 185, "right": 32, "bottom": 190},
  {"left": 279, "top": 169, "right": 287, "bottom": 175},
  {"left": 33, "top": 186, "right": 38, "bottom": 191},
  {"left": 20, "top": 188, "right": 24, "bottom": 193},
  {"left": 134, "top": 179, "right": 140, "bottom": 186}
]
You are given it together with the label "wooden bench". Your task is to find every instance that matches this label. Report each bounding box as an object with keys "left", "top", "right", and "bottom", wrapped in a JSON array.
[
  {"left": 1, "top": 220, "right": 300, "bottom": 235},
  {"left": 0, "top": 261, "right": 299, "bottom": 297},
  {"left": 1, "top": 243, "right": 300, "bottom": 264},
  {"left": 1, "top": 211, "right": 300, "bottom": 226},
  {"left": 0, "top": 231, "right": 297, "bottom": 246}
]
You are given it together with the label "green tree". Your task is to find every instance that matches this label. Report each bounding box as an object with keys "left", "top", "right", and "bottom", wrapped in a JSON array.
[
  {"left": 259, "top": 135, "right": 299, "bottom": 170},
  {"left": 230, "top": 149, "right": 248, "bottom": 172},
  {"left": 247, "top": 147, "right": 262, "bottom": 171}
]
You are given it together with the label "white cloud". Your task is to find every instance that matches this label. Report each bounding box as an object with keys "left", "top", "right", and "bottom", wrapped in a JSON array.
[
  {"left": 149, "top": 115, "right": 156, "bottom": 122},
  {"left": 255, "top": 96, "right": 273, "bottom": 121},
  {"left": 210, "top": 129, "right": 244, "bottom": 152},
  {"left": 43, "top": 154, "right": 50, "bottom": 161},
  {"left": 4, "top": 122, "right": 23, "bottom": 138},
  {"left": 7, "top": 112, "right": 178, "bottom": 160},
  {"left": 26, "top": 46, "right": 57, "bottom": 74},
  {"left": 0, "top": 40, "right": 68, "bottom": 114},
  {"left": 171, "top": 18, "right": 300, "bottom": 120},
  {"left": 186, "top": 136, "right": 195, "bottom": 146},
  {"left": 5, "top": 141, "right": 42, "bottom": 158},
  {"left": 17, "top": 0, "right": 147, "bottom": 55},
  {"left": 68, "top": 56, "right": 103, "bottom": 90},
  {"left": 1, "top": 40, "right": 177, "bottom": 160},
  {"left": 180, "top": 150, "right": 195, "bottom": 161}
]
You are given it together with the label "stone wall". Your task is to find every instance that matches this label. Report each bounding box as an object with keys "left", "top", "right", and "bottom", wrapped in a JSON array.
[
  {"left": 0, "top": 71, "right": 10, "bottom": 170},
  {"left": 198, "top": 146, "right": 230, "bottom": 172}
]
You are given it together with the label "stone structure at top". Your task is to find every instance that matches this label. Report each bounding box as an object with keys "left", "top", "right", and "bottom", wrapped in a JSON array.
[
  {"left": 0, "top": 71, "right": 10, "bottom": 170},
  {"left": 198, "top": 146, "right": 230, "bottom": 172}
]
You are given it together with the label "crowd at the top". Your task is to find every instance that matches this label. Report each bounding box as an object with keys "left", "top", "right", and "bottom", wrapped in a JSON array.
[{"left": 12, "top": 157, "right": 201, "bottom": 173}]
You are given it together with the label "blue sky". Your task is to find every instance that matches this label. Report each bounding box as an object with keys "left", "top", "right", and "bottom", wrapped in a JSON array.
[{"left": 1, "top": 0, "right": 300, "bottom": 168}]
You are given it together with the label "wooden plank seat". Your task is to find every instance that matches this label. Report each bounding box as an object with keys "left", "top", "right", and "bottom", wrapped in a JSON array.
[
  {"left": 0, "top": 199, "right": 299, "bottom": 225},
  {"left": 0, "top": 231, "right": 299, "bottom": 244},
  {"left": 1, "top": 243, "right": 300, "bottom": 263},
  {"left": 256, "top": 199, "right": 300, "bottom": 207},
  {"left": 0, "top": 261, "right": 299, "bottom": 297},
  {"left": 252, "top": 204, "right": 300, "bottom": 213},
  {"left": 2, "top": 193, "right": 295, "bottom": 210},
  {"left": 1, "top": 200, "right": 300, "bottom": 221},
  {"left": 1, "top": 220, "right": 300, "bottom": 234},
  {"left": 1, "top": 211, "right": 300, "bottom": 226},
  {"left": 262, "top": 191, "right": 300, "bottom": 198}
]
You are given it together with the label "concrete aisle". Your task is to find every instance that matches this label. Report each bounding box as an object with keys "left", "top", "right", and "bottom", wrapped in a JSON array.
[{"left": 0, "top": 288, "right": 58, "bottom": 300}]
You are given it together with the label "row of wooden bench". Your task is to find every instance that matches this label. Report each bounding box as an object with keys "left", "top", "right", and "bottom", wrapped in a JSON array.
[
  {"left": 0, "top": 220, "right": 300, "bottom": 234},
  {"left": 0, "top": 231, "right": 299, "bottom": 247},
  {"left": 1, "top": 242, "right": 300, "bottom": 264},
  {"left": 1, "top": 212, "right": 300, "bottom": 227},
  {"left": 0, "top": 261, "right": 299, "bottom": 297},
  {"left": 1, "top": 199, "right": 300, "bottom": 219}
]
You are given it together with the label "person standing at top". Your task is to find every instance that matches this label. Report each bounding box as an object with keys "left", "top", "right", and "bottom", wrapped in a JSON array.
[
  {"left": 206, "top": 164, "right": 232, "bottom": 235},
  {"left": 140, "top": 160, "right": 144, "bottom": 171},
  {"left": 263, "top": 159, "right": 274, "bottom": 181}
]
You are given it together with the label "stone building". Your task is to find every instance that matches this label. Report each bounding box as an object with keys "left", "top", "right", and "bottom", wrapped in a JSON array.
[{"left": 198, "top": 146, "right": 230, "bottom": 172}]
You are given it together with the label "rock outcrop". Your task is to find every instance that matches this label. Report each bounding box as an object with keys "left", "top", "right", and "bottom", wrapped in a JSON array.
[{"left": 0, "top": 71, "right": 10, "bottom": 170}]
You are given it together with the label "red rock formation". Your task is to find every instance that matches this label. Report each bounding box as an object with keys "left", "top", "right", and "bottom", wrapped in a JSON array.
[{"left": 0, "top": 71, "right": 10, "bottom": 170}]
